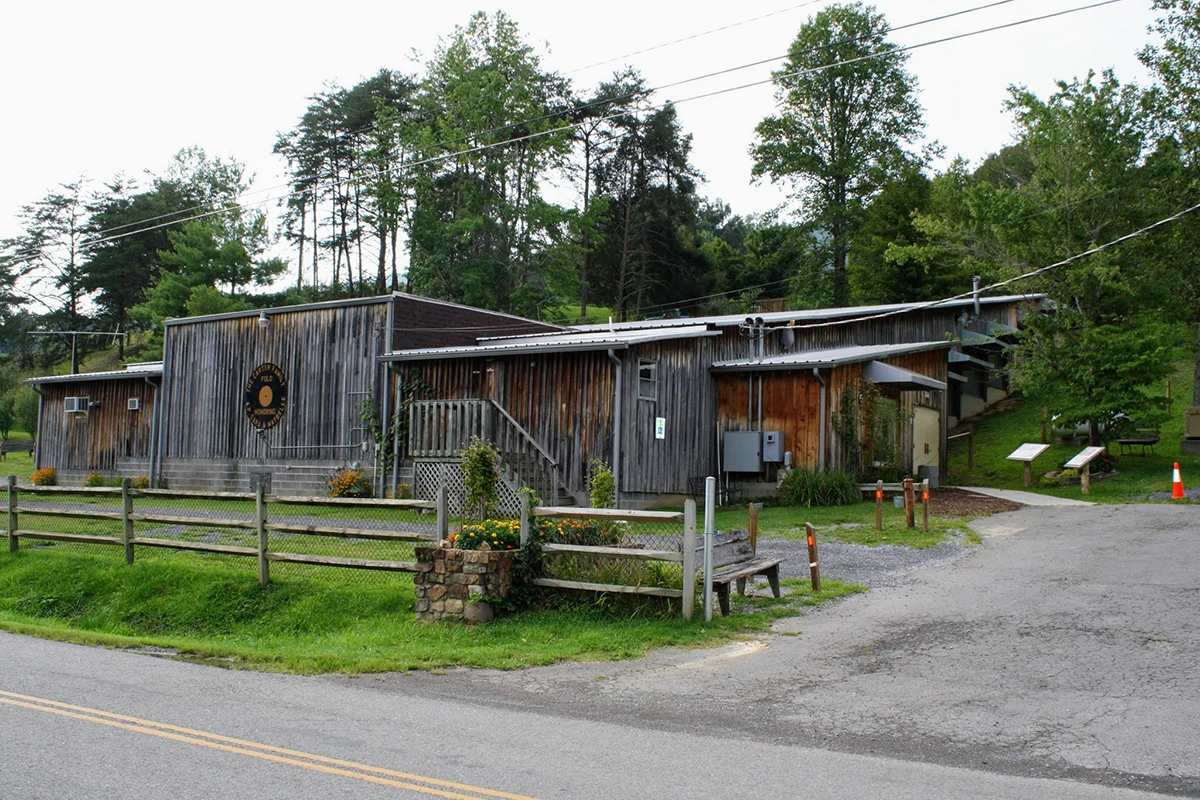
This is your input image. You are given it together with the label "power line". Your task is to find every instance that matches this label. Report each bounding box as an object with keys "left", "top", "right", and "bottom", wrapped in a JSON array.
[
  {"left": 37, "top": 0, "right": 1032, "bottom": 254},
  {"left": 5, "top": 0, "right": 1123, "bottom": 281},
  {"left": 782, "top": 199, "right": 1200, "bottom": 333}
]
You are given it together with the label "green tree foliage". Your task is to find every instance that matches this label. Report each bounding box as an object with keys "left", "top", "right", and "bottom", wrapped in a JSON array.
[
  {"left": 404, "top": 12, "right": 572, "bottom": 317},
  {"left": 911, "top": 71, "right": 1176, "bottom": 443},
  {"left": 587, "top": 100, "right": 708, "bottom": 320},
  {"left": 752, "top": 2, "right": 925, "bottom": 306},
  {"left": 2, "top": 179, "right": 91, "bottom": 329},
  {"left": 275, "top": 69, "right": 418, "bottom": 293}
]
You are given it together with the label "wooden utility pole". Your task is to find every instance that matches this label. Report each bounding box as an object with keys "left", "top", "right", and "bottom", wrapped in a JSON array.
[{"left": 903, "top": 477, "right": 915, "bottom": 528}]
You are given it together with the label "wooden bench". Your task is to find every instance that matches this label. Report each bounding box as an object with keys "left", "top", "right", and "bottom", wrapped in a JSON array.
[
  {"left": 0, "top": 440, "right": 34, "bottom": 460},
  {"left": 689, "top": 475, "right": 742, "bottom": 503},
  {"left": 703, "top": 530, "right": 783, "bottom": 616},
  {"left": 1116, "top": 428, "right": 1159, "bottom": 456}
]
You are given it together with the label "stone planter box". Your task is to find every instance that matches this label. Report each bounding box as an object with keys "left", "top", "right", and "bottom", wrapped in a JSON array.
[{"left": 414, "top": 545, "right": 516, "bottom": 624}]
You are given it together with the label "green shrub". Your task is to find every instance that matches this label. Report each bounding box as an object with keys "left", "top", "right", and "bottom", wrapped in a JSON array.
[
  {"left": 461, "top": 436, "right": 499, "bottom": 520},
  {"left": 587, "top": 459, "right": 615, "bottom": 508},
  {"left": 777, "top": 468, "right": 859, "bottom": 507},
  {"left": 85, "top": 472, "right": 107, "bottom": 487}
]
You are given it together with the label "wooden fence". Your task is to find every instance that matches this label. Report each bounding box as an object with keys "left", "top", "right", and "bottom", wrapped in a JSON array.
[
  {"left": 3, "top": 476, "right": 446, "bottom": 585},
  {"left": 523, "top": 502, "right": 699, "bottom": 620}
]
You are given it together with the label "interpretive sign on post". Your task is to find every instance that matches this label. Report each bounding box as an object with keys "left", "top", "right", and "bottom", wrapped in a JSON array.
[
  {"left": 1064, "top": 446, "right": 1107, "bottom": 495},
  {"left": 1006, "top": 443, "right": 1052, "bottom": 486}
]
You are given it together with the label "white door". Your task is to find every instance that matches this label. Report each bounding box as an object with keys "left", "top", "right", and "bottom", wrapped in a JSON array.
[{"left": 912, "top": 406, "right": 940, "bottom": 470}]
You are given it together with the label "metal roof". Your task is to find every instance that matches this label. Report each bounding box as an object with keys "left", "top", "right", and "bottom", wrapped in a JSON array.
[
  {"left": 382, "top": 325, "right": 721, "bottom": 362},
  {"left": 565, "top": 294, "right": 1042, "bottom": 335},
  {"left": 26, "top": 362, "right": 163, "bottom": 386},
  {"left": 710, "top": 341, "right": 952, "bottom": 373}
]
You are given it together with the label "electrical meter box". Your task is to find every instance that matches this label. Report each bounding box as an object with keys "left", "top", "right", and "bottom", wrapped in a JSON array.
[
  {"left": 762, "top": 431, "right": 784, "bottom": 462},
  {"left": 723, "top": 431, "right": 762, "bottom": 472}
]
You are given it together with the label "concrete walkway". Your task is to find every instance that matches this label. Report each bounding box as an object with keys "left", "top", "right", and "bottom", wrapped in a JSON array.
[{"left": 954, "top": 486, "right": 1094, "bottom": 506}]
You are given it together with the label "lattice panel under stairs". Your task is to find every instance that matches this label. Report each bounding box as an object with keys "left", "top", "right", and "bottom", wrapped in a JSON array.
[{"left": 413, "top": 460, "right": 523, "bottom": 518}]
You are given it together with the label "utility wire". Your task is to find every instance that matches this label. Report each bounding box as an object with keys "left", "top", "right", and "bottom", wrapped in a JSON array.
[
  {"left": 45, "top": 0, "right": 1031, "bottom": 250},
  {"left": 5, "top": 0, "right": 1122, "bottom": 273}
]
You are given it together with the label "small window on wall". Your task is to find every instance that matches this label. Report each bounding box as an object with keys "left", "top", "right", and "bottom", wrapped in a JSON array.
[{"left": 638, "top": 359, "right": 658, "bottom": 401}]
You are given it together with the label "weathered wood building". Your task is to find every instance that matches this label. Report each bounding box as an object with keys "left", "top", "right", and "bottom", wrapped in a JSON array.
[
  {"left": 387, "top": 296, "right": 1037, "bottom": 505},
  {"left": 28, "top": 294, "right": 555, "bottom": 490}
]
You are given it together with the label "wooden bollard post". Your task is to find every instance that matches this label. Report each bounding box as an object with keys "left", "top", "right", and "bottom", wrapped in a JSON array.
[
  {"left": 903, "top": 476, "right": 915, "bottom": 528},
  {"left": 805, "top": 522, "right": 821, "bottom": 593},
  {"left": 749, "top": 502, "right": 760, "bottom": 554},
  {"left": 921, "top": 478, "right": 930, "bottom": 533},
  {"left": 874, "top": 480, "right": 883, "bottom": 532}
]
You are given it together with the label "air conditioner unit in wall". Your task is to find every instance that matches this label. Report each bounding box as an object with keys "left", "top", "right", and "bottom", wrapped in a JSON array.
[
  {"left": 128, "top": 398, "right": 141, "bottom": 411},
  {"left": 64, "top": 396, "right": 89, "bottom": 414}
]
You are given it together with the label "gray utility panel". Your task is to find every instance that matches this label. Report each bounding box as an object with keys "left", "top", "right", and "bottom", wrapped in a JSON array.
[{"left": 724, "top": 431, "right": 785, "bottom": 472}]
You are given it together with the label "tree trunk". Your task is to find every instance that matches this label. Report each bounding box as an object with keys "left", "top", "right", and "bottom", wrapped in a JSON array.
[{"left": 1193, "top": 320, "right": 1200, "bottom": 406}]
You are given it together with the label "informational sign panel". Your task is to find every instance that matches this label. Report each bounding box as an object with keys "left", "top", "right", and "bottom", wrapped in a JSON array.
[
  {"left": 1064, "top": 446, "right": 1106, "bottom": 470},
  {"left": 244, "top": 362, "right": 288, "bottom": 430},
  {"left": 1006, "top": 443, "right": 1052, "bottom": 462},
  {"left": 655, "top": 417, "right": 666, "bottom": 440}
]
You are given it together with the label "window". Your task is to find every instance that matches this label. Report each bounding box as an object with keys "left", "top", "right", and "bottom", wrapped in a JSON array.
[{"left": 638, "top": 359, "right": 658, "bottom": 401}]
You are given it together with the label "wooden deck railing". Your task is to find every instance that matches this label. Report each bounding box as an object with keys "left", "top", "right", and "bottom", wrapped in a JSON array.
[{"left": 408, "top": 399, "right": 560, "bottom": 502}]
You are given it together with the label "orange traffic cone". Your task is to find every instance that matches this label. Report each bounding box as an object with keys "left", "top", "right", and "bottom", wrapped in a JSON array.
[{"left": 1172, "top": 462, "right": 1186, "bottom": 499}]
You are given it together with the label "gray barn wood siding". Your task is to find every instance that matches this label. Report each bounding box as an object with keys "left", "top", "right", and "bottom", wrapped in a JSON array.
[
  {"left": 35, "top": 379, "right": 157, "bottom": 476},
  {"left": 160, "top": 301, "right": 388, "bottom": 461}
]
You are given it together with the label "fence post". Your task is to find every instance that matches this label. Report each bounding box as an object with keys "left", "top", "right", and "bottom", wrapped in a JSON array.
[
  {"left": 121, "top": 477, "right": 134, "bottom": 566},
  {"left": 682, "top": 499, "right": 696, "bottom": 621},
  {"left": 6, "top": 475, "right": 16, "bottom": 554},
  {"left": 256, "top": 483, "right": 269, "bottom": 587},
  {"left": 519, "top": 500, "right": 529, "bottom": 548},
  {"left": 436, "top": 484, "right": 448, "bottom": 544},
  {"left": 903, "top": 476, "right": 915, "bottom": 528},
  {"left": 921, "top": 478, "right": 930, "bottom": 534},
  {"left": 703, "top": 476, "right": 716, "bottom": 622},
  {"left": 875, "top": 480, "right": 883, "bottom": 532},
  {"left": 806, "top": 522, "right": 821, "bottom": 593}
]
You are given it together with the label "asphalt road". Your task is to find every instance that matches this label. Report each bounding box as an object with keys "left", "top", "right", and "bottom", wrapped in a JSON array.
[{"left": 2, "top": 502, "right": 1197, "bottom": 798}]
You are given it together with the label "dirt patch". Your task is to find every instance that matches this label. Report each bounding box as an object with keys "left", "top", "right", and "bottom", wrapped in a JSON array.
[{"left": 929, "top": 487, "right": 1024, "bottom": 518}]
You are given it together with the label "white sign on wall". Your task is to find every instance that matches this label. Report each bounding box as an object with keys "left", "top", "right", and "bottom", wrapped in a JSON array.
[{"left": 655, "top": 417, "right": 666, "bottom": 440}]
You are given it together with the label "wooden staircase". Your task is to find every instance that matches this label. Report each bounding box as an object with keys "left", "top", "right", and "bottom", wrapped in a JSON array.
[{"left": 408, "top": 400, "right": 571, "bottom": 506}]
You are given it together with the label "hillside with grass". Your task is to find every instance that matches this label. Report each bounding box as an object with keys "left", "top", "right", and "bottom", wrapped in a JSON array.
[{"left": 947, "top": 359, "right": 1197, "bottom": 502}]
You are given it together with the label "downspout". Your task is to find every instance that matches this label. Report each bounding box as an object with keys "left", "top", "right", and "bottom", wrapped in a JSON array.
[
  {"left": 378, "top": 303, "right": 392, "bottom": 497},
  {"left": 31, "top": 385, "right": 43, "bottom": 470},
  {"left": 813, "top": 368, "right": 827, "bottom": 471},
  {"left": 157, "top": 321, "right": 172, "bottom": 487},
  {"left": 391, "top": 365, "right": 402, "bottom": 497},
  {"left": 607, "top": 349, "right": 623, "bottom": 508},
  {"left": 144, "top": 375, "right": 160, "bottom": 484}
]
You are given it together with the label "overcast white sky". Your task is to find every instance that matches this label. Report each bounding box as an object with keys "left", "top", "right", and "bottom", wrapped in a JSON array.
[{"left": 1, "top": 0, "right": 1160, "bottom": 263}]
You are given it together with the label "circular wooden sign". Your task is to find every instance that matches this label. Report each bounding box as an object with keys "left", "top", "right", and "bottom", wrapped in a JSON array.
[{"left": 244, "top": 362, "right": 288, "bottom": 430}]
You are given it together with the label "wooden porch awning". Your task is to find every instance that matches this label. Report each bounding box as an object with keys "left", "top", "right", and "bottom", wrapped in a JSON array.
[{"left": 862, "top": 360, "right": 946, "bottom": 392}]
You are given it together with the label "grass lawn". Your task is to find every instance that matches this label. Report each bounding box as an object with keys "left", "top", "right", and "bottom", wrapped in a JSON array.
[
  {"left": 946, "top": 359, "right": 1199, "bottom": 502},
  {"left": 706, "top": 499, "right": 974, "bottom": 549},
  {"left": 0, "top": 547, "right": 861, "bottom": 674}
]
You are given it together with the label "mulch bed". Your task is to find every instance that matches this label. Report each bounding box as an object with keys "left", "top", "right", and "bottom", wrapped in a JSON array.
[{"left": 928, "top": 487, "right": 1024, "bottom": 518}]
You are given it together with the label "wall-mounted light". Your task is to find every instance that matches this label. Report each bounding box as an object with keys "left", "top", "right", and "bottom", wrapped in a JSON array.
[{"left": 257, "top": 311, "right": 269, "bottom": 329}]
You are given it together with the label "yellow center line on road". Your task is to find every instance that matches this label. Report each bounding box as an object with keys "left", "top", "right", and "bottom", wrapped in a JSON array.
[{"left": 0, "top": 690, "right": 539, "bottom": 800}]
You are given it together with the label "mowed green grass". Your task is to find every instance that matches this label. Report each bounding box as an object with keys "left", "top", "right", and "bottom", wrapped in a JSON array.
[
  {"left": 946, "top": 359, "right": 1199, "bottom": 502},
  {"left": 0, "top": 547, "right": 862, "bottom": 674}
]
